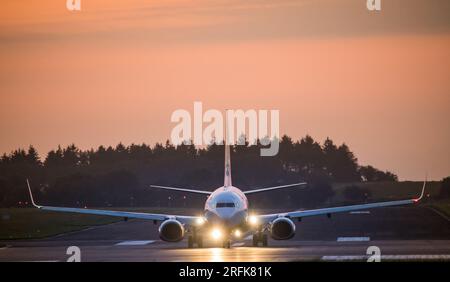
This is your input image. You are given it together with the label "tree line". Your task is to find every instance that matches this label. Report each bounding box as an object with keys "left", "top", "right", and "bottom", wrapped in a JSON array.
[{"left": 0, "top": 135, "right": 398, "bottom": 209}]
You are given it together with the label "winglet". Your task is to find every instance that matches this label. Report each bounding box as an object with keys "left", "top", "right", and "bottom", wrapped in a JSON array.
[
  {"left": 413, "top": 178, "right": 427, "bottom": 203},
  {"left": 26, "top": 179, "right": 41, "bottom": 208}
]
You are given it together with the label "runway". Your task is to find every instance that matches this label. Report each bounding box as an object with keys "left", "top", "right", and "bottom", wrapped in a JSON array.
[{"left": 1, "top": 206, "right": 450, "bottom": 262}]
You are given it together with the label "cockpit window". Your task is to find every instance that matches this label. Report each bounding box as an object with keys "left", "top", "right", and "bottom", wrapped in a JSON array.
[{"left": 216, "top": 202, "right": 235, "bottom": 208}]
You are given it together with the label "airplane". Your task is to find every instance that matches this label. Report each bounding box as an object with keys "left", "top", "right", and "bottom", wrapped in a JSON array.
[{"left": 26, "top": 144, "right": 426, "bottom": 248}]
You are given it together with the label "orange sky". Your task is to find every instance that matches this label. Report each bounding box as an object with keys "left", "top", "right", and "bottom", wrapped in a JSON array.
[{"left": 1, "top": 0, "right": 449, "bottom": 180}]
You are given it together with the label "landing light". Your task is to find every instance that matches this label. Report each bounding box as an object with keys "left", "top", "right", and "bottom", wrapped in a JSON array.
[
  {"left": 248, "top": 215, "right": 258, "bottom": 225},
  {"left": 196, "top": 217, "right": 206, "bottom": 225},
  {"left": 211, "top": 229, "right": 222, "bottom": 240}
]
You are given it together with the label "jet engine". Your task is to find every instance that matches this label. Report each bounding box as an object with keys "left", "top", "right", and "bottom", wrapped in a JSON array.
[
  {"left": 270, "top": 217, "right": 296, "bottom": 240},
  {"left": 159, "top": 219, "right": 185, "bottom": 242}
]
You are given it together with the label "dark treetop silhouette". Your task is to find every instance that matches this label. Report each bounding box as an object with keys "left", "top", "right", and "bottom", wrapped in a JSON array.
[{"left": 0, "top": 135, "right": 397, "bottom": 209}]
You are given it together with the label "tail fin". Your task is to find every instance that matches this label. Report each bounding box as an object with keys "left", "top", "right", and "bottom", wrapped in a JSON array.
[
  {"left": 224, "top": 110, "right": 232, "bottom": 187},
  {"left": 224, "top": 144, "right": 232, "bottom": 187}
]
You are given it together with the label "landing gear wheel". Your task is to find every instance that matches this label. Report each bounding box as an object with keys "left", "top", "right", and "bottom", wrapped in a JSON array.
[
  {"left": 196, "top": 235, "right": 203, "bottom": 248},
  {"left": 222, "top": 240, "right": 231, "bottom": 248},
  {"left": 188, "top": 234, "right": 203, "bottom": 248},
  {"left": 252, "top": 234, "right": 259, "bottom": 247},
  {"left": 252, "top": 232, "right": 268, "bottom": 247},
  {"left": 262, "top": 234, "right": 268, "bottom": 247},
  {"left": 188, "top": 235, "right": 194, "bottom": 248}
]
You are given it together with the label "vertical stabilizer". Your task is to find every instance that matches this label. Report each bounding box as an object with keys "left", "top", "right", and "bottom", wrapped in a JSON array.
[
  {"left": 224, "top": 110, "right": 232, "bottom": 187},
  {"left": 224, "top": 144, "right": 232, "bottom": 187}
]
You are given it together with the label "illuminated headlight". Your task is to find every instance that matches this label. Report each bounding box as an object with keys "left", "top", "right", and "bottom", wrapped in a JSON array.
[
  {"left": 196, "top": 217, "right": 206, "bottom": 226},
  {"left": 211, "top": 228, "right": 222, "bottom": 240},
  {"left": 248, "top": 215, "right": 258, "bottom": 225},
  {"left": 234, "top": 229, "right": 241, "bottom": 238}
]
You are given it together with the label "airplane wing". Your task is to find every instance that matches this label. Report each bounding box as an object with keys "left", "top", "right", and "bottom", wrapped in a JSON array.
[
  {"left": 27, "top": 180, "right": 200, "bottom": 225},
  {"left": 243, "top": 182, "right": 307, "bottom": 194},
  {"left": 149, "top": 185, "right": 212, "bottom": 195},
  {"left": 257, "top": 180, "right": 426, "bottom": 223}
]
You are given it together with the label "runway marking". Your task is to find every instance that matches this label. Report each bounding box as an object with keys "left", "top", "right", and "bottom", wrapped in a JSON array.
[
  {"left": 428, "top": 207, "right": 450, "bottom": 222},
  {"left": 232, "top": 242, "right": 245, "bottom": 247},
  {"left": 115, "top": 240, "right": 155, "bottom": 246},
  {"left": 337, "top": 237, "right": 370, "bottom": 242},
  {"left": 321, "top": 255, "right": 450, "bottom": 261},
  {"left": 349, "top": 211, "right": 370, "bottom": 214},
  {"left": 22, "top": 260, "right": 59, "bottom": 262}
]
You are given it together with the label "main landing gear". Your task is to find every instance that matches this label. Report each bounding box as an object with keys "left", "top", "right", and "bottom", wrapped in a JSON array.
[
  {"left": 222, "top": 239, "right": 231, "bottom": 249},
  {"left": 252, "top": 232, "right": 268, "bottom": 247},
  {"left": 187, "top": 234, "right": 203, "bottom": 248}
]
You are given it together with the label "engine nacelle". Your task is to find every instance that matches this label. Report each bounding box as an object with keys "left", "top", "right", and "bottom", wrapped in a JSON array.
[
  {"left": 270, "top": 217, "right": 296, "bottom": 240},
  {"left": 158, "top": 219, "right": 185, "bottom": 242}
]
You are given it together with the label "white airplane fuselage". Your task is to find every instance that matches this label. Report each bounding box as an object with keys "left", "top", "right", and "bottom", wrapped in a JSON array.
[{"left": 204, "top": 186, "right": 249, "bottom": 230}]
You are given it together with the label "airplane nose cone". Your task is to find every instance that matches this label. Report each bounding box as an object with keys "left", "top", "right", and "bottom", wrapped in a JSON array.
[
  {"left": 205, "top": 209, "right": 246, "bottom": 228},
  {"left": 216, "top": 208, "right": 235, "bottom": 219},
  {"left": 205, "top": 209, "right": 236, "bottom": 226}
]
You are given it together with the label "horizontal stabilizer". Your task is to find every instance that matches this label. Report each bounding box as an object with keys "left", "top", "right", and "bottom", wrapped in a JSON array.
[
  {"left": 243, "top": 182, "right": 307, "bottom": 194},
  {"left": 149, "top": 185, "right": 212, "bottom": 195}
]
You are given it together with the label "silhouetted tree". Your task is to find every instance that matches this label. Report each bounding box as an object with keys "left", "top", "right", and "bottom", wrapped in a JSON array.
[
  {"left": 343, "top": 185, "right": 371, "bottom": 202},
  {"left": 439, "top": 177, "right": 450, "bottom": 199},
  {"left": 359, "top": 165, "right": 398, "bottom": 182},
  {"left": 62, "top": 144, "right": 80, "bottom": 167},
  {"left": 304, "top": 176, "right": 335, "bottom": 207},
  {"left": 44, "top": 146, "right": 64, "bottom": 168},
  {"left": 26, "top": 146, "right": 41, "bottom": 166},
  {"left": 295, "top": 135, "right": 325, "bottom": 176},
  {"left": 331, "top": 144, "right": 360, "bottom": 182}
]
